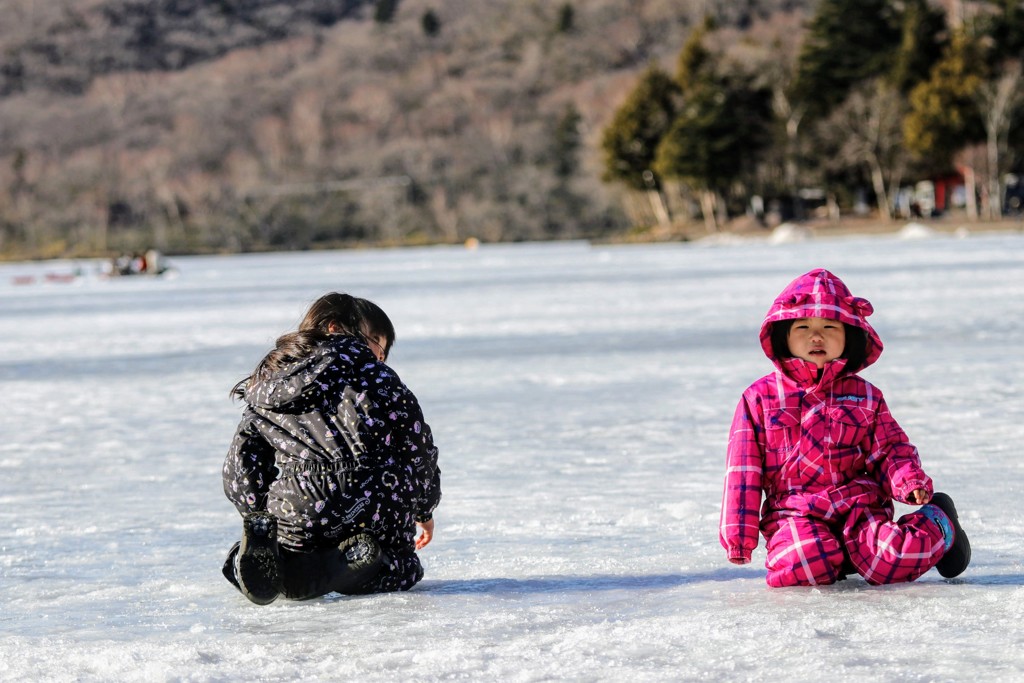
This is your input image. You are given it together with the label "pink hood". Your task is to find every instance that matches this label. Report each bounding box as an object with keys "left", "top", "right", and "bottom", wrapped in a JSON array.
[{"left": 759, "top": 268, "right": 883, "bottom": 373}]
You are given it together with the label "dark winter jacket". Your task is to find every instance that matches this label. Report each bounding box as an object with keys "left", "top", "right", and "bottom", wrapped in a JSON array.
[{"left": 223, "top": 336, "right": 441, "bottom": 554}]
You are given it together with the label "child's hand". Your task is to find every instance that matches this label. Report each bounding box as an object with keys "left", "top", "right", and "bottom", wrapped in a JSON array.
[
  {"left": 728, "top": 556, "right": 750, "bottom": 565},
  {"left": 415, "top": 519, "right": 435, "bottom": 549},
  {"left": 908, "top": 489, "right": 931, "bottom": 505}
]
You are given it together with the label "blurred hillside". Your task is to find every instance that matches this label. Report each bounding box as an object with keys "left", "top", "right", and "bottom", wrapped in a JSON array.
[{"left": 0, "top": 0, "right": 814, "bottom": 258}]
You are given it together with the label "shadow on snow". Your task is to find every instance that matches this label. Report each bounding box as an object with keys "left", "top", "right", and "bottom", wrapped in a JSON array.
[
  {"left": 416, "top": 568, "right": 760, "bottom": 595},
  {"left": 413, "top": 570, "right": 1023, "bottom": 596}
]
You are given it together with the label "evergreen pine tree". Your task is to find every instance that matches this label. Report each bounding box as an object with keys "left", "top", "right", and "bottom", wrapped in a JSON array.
[
  {"left": 904, "top": 31, "right": 985, "bottom": 169},
  {"left": 676, "top": 16, "right": 716, "bottom": 93},
  {"left": 656, "top": 23, "right": 772, "bottom": 228},
  {"left": 794, "top": 0, "right": 902, "bottom": 119},
  {"left": 654, "top": 72, "right": 772, "bottom": 199},
  {"left": 889, "top": 0, "right": 947, "bottom": 94},
  {"left": 601, "top": 66, "right": 680, "bottom": 190}
]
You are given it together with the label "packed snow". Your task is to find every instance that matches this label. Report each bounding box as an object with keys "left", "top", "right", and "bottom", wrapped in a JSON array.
[{"left": 1, "top": 230, "right": 1023, "bottom": 681}]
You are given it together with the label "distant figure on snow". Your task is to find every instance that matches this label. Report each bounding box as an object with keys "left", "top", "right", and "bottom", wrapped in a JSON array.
[
  {"left": 720, "top": 269, "right": 970, "bottom": 586},
  {"left": 222, "top": 293, "right": 441, "bottom": 604}
]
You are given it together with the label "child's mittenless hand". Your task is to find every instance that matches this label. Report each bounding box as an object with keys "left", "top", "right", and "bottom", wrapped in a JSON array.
[
  {"left": 415, "top": 519, "right": 435, "bottom": 550},
  {"left": 908, "top": 489, "right": 931, "bottom": 505}
]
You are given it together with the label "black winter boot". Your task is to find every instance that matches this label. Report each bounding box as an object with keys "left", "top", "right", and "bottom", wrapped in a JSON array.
[
  {"left": 236, "top": 512, "right": 283, "bottom": 605},
  {"left": 926, "top": 492, "right": 971, "bottom": 579},
  {"left": 836, "top": 553, "right": 856, "bottom": 582},
  {"left": 222, "top": 541, "right": 241, "bottom": 590},
  {"left": 334, "top": 533, "right": 386, "bottom": 594},
  {"left": 279, "top": 534, "right": 385, "bottom": 599}
]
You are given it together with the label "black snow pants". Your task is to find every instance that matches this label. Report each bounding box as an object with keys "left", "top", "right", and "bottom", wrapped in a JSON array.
[{"left": 227, "top": 460, "right": 425, "bottom": 596}]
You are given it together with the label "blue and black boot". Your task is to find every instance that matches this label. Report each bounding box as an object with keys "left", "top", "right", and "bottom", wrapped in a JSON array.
[{"left": 922, "top": 492, "right": 971, "bottom": 579}]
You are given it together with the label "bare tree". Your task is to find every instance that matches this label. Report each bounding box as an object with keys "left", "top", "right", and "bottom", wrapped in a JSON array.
[
  {"left": 290, "top": 89, "right": 325, "bottom": 168},
  {"left": 824, "top": 80, "right": 907, "bottom": 221},
  {"left": 974, "top": 60, "right": 1023, "bottom": 219}
]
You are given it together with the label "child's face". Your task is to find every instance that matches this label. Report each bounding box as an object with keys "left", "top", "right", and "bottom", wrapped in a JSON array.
[{"left": 786, "top": 317, "right": 845, "bottom": 369}]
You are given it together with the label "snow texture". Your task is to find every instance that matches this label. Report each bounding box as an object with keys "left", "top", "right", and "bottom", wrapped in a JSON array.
[{"left": 1, "top": 231, "right": 1023, "bottom": 682}]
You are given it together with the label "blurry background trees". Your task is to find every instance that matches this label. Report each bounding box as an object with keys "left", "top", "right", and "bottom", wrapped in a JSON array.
[
  {"left": 602, "top": 0, "right": 1024, "bottom": 231},
  {"left": 0, "top": 0, "right": 1022, "bottom": 259}
]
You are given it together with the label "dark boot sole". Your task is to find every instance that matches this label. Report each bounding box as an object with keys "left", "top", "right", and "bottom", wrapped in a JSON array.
[{"left": 237, "top": 513, "right": 282, "bottom": 605}]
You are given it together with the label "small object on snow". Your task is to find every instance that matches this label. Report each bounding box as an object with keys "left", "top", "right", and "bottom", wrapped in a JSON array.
[
  {"left": 898, "top": 222, "right": 937, "bottom": 240},
  {"left": 769, "top": 222, "right": 813, "bottom": 244}
]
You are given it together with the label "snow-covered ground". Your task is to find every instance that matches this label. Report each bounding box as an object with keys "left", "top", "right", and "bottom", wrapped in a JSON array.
[{"left": 1, "top": 230, "right": 1022, "bottom": 681}]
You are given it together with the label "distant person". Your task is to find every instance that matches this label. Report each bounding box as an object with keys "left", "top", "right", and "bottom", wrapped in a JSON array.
[
  {"left": 114, "top": 254, "right": 133, "bottom": 276},
  {"left": 720, "top": 269, "right": 970, "bottom": 586},
  {"left": 144, "top": 249, "right": 163, "bottom": 274},
  {"left": 222, "top": 293, "right": 441, "bottom": 604}
]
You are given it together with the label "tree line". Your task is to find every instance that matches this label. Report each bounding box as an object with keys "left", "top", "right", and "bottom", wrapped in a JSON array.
[
  {"left": 7, "top": 1, "right": 1017, "bottom": 260},
  {"left": 601, "top": 0, "right": 1024, "bottom": 231}
]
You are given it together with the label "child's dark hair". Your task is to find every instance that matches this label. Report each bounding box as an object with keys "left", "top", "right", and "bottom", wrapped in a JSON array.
[
  {"left": 769, "top": 320, "right": 868, "bottom": 372},
  {"left": 232, "top": 292, "right": 395, "bottom": 399}
]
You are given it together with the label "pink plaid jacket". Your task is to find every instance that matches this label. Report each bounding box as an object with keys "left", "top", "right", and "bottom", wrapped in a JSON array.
[{"left": 720, "top": 269, "right": 932, "bottom": 564}]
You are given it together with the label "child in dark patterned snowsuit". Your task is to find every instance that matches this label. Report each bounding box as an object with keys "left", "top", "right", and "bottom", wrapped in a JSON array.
[
  {"left": 720, "top": 269, "right": 970, "bottom": 587},
  {"left": 222, "top": 293, "right": 441, "bottom": 603}
]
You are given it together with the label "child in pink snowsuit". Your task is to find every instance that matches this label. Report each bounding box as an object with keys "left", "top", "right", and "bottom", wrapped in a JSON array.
[{"left": 720, "top": 269, "right": 970, "bottom": 587}]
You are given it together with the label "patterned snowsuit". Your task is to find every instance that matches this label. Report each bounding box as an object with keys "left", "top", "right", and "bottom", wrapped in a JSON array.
[
  {"left": 223, "top": 335, "right": 441, "bottom": 593},
  {"left": 719, "top": 269, "right": 947, "bottom": 587}
]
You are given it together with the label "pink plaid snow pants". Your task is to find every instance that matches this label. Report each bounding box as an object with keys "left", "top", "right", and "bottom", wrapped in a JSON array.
[{"left": 764, "top": 503, "right": 946, "bottom": 587}]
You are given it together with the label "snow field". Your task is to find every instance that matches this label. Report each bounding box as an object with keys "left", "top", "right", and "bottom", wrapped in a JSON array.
[{"left": 1, "top": 232, "right": 1022, "bottom": 681}]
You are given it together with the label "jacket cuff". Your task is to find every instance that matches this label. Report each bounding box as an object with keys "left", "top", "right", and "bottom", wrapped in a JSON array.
[
  {"left": 415, "top": 512, "right": 433, "bottom": 523},
  {"left": 727, "top": 547, "right": 751, "bottom": 564},
  {"left": 896, "top": 479, "right": 932, "bottom": 503}
]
